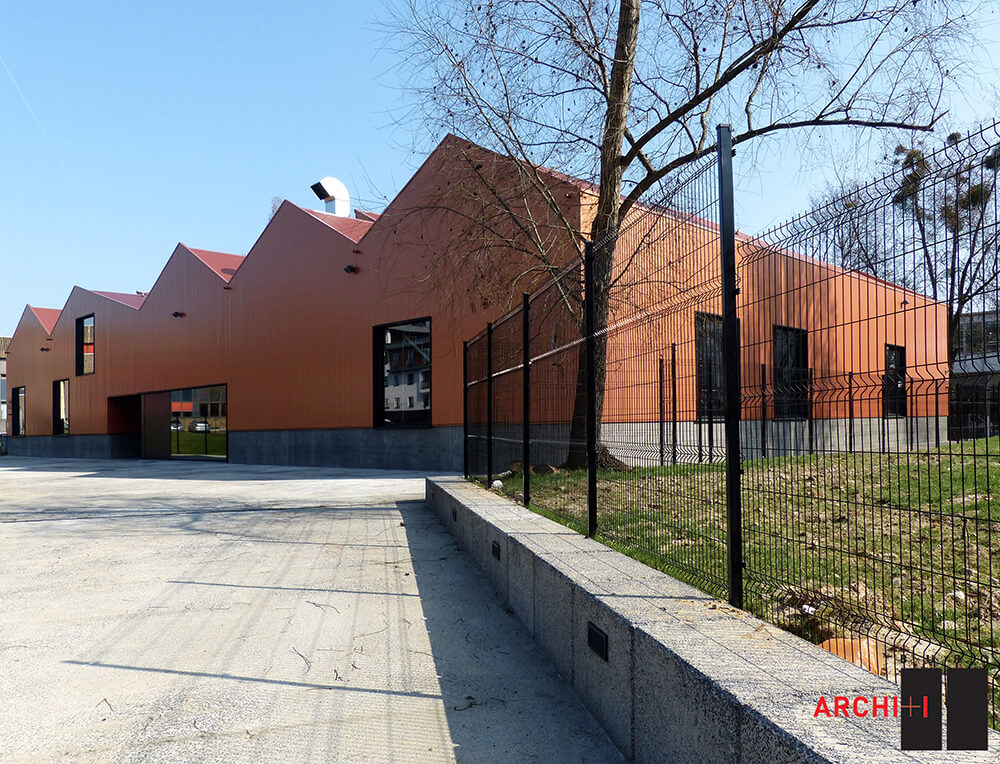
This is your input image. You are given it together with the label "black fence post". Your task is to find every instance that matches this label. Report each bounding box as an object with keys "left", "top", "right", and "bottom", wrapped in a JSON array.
[
  {"left": 585, "top": 241, "right": 598, "bottom": 538},
  {"left": 807, "top": 368, "right": 814, "bottom": 455},
  {"left": 848, "top": 371, "right": 855, "bottom": 453},
  {"left": 698, "top": 410, "right": 704, "bottom": 462},
  {"left": 718, "top": 124, "right": 743, "bottom": 610},
  {"left": 659, "top": 356, "right": 665, "bottom": 467},
  {"left": 707, "top": 359, "right": 715, "bottom": 462},
  {"left": 935, "top": 378, "right": 941, "bottom": 450},
  {"left": 760, "top": 364, "right": 767, "bottom": 459},
  {"left": 463, "top": 340, "right": 469, "bottom": 478},
  {"left": 522, "top": 293, "right": 531, "bottom": 507},
  {"left": 487, "top": 322, "right": 494, "bottom": 487},
  {"left": 671, "top": 343, "right": 678, "bottom": 465}
]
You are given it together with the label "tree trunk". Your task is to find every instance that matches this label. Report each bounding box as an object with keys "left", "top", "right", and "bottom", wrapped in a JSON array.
[{"left": 564, "top": 0, "right": 639, "bottom": 470}]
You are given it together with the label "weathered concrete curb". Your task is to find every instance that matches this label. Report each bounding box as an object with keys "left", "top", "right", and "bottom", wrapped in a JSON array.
[{"left": 426, "top": 476, "right": 1000, "bottom": 763}]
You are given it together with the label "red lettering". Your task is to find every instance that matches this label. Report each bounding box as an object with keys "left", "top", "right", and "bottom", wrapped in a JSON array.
[
  {"left": 834, "top": 696, "right": 850, "bottom": 717},
  {"left": 853, "top": 697, "right": 868, "bottom": 717},
  {"left": 872, "top": 696, "right": 889, "bottom": 717},
  {"left": 894, "top": 696, "right": 898, "bottom": 717},
  {"left": 813, "top": 696, "right": 831, "bottom": 718}
]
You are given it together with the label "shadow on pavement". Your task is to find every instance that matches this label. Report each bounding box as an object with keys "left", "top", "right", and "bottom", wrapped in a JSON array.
[
  {"left": 395, "top": 500, "right": 623, "bottom": 763},
  {"left": 0, "top": 455, "right": 455, "bottom": 482}
]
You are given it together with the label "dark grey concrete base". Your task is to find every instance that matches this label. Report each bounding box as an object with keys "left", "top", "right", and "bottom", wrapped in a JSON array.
[
  {"left": 5, "top": 434, "right": 140, "bottom": 459},
  {"left": 229, "top": 427, "right": 462, "bottom": 471}
]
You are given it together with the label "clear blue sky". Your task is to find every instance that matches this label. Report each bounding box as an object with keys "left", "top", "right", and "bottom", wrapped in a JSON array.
[{"left": 2, "top": 2, "right": 998, "bottom": 336}]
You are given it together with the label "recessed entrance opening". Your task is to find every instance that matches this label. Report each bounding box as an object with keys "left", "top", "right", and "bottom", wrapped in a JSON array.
[
  {"left": 139, "top": 384, "right": 227, "bottom": 460},
  {"left": 170, "top": 384, "right": 227, "bottom": 460}
]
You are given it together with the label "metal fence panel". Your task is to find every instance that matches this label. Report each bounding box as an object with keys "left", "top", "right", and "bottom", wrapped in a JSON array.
[{"left": 464, "top": 121, "right": 1000, "bottom": 728}]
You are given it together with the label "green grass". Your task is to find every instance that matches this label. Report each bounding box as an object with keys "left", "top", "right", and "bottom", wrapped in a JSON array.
[
  {"left": 170, "top": 431, "right": 227, "bottom": 457},
  {"left": 475, "top": 437, "right": 1000, "bottom": 723}
]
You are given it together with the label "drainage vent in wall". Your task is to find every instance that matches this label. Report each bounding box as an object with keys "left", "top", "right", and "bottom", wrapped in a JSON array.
[
  {"left": 492, "top": 540, "right": 501, "bottom": 560},
  {"left": 587, "top": 622, "right": 609, "bottom": 661}
]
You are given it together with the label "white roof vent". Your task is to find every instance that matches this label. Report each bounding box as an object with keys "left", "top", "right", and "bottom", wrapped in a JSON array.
[{"left": 310, "top": 176, "right": 350, "bottom": 217}]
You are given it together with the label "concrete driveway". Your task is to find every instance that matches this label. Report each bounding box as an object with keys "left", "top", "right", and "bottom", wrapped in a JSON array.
[{"left": 0, "top": 458, "right": 622, "bottom": 763}]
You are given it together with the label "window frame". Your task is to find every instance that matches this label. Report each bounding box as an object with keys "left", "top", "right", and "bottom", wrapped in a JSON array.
[
  {"left": 75, "top": 314, "right": 95, "bottom": 376},
  {"left": 694, "top": 312, "right": 724, "bottom": 422},
  {"left": 52, "top": 379, "right": 69, "bottom": 435},
  {"left": 373, "top": 317, "right": 432, "bottom": 428},
  {"left": 773, "top": 325, "right": 810, "bottom": 421},
  {"left": 11, "top": 386, "right": 25, "bottom": 436},
  {"left": 883, "top": 343, "right": 907, "bottom": 419}
]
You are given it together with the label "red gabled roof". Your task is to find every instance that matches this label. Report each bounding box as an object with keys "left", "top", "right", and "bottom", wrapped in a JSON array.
[
  {"left": 28, "top": 306, "right": 61, "bottom": 334},
  {"left": 186, "top": 247, "right": 245, "bottom": 283},
  {"left": 302, "top": 209, "right": 373, "bottom": 243},
  {"left": 355, "top": 210, "right": 381, "bottom": 223},
  {"left": 91, "top": 290, "right": 146, "bottom": 309}
]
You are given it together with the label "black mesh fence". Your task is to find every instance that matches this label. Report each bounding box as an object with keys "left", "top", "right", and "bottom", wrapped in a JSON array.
[
  {"left": 594, "top": 155, "right": 729, "bottom": 598},
  {"left": 742, "top": 124, "right": 1000, "bottom": 722},
  {"left": 464, "top": 122, "right": 1000, "bottom": 727}
]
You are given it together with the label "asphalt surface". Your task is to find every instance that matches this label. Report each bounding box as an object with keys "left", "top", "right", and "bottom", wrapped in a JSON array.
[{"left": 0, "top": 458, "right": 623, "bottom": 763}]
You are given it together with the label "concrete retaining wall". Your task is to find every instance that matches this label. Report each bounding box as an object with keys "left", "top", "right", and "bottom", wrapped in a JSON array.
[{"left": 425, "top": 476, "right": 998, "bottom": 763}]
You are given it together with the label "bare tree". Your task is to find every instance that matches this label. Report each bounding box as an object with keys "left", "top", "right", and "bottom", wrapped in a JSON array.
[
  {"left": 387, "top": 0, "right": 976, "bottom": 466},
  {"left": 891, "top": 132, "right": 1000, "bottom": 364},
  {"left": 269, "top": 196, "right": 283, "bottom": 222}
]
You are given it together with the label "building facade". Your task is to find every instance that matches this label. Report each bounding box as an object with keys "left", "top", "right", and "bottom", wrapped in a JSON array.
[
  {"left": 5, "top": 137, "right": 950, "bottom": 469},
  {"left": 0, "top": 336, "right": 9, "bottom": 451}
]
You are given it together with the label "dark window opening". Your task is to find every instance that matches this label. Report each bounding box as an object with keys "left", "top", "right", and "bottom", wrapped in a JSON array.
[
  {"left": 52, "top": 379, "right": 69, "bottom": 435},
  {"left": 774, "top": 325, "right": 809, "bottom": 420},
  {"left": 884, "top": 344, "right": 907, "bottom": 418},
  {"left": 695, "top": 313, "right": 724, "bottom": 421},
  {"left": 11, "top": 386, "right": 25, "bottom": 436},
  {"left": 374, "top": 318, "right": 431, "bottom": 427},
  {"left": 75, "top": 315, "right": 95, "bottom": 375}
]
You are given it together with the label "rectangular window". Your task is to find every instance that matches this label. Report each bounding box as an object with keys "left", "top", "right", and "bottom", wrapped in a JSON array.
[
  {"left": 374, "top": 318, "right": 431, "bottom": 427},
  {"left": 884, "top": 344, "right": 907, "bottom": 418},
  {"left": 694, "top": 313, "right": 724, "bottom": 421},
  {"left": 773, "top": 325, "right": 809, "bottom": 420},
  {"left": 75, "top": 315, "right": 95, "bottom": 375},
  {"left": 52, "top": 379, "right": 69, "bottom": 435},
  {"left": 12, "top": 386, "right": 25, "bottom": 436}
]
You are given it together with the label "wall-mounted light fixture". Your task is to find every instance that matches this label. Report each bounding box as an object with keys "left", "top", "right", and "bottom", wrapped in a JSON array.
[
  {"left": 171, "top": 311, "right": 187, "bottom": 318},
  {"left": 344, "top": 265, "right": 359, "bottom": 274},
  {"left": 39, "top": 347, "right": 50, "bottom": 352},
  {"left": 223, "top": 286, "right": 233, "bottom": 291}
]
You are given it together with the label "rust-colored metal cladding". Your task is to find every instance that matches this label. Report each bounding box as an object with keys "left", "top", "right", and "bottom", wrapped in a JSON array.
[
  {"left": 5, "top": 134, "right": 949, "bottom": 469},
  {"left": 6, "top": 136, "right": 586, "bottom": 467}
]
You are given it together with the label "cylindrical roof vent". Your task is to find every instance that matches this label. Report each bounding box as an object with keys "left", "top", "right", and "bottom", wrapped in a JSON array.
[{"left": 310, "top": 177, "right": 350, "bottom": 217}]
